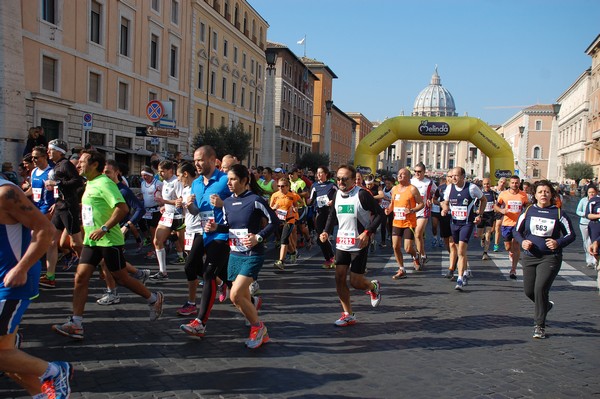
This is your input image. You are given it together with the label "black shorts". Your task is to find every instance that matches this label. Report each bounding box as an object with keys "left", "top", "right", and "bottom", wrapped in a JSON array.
[
  {"left": 79, "top": 245, "right": 127, "bottom": 272},
  {"left": 140, "top": 209, "right": 161, "bottom": 230},
  {"left": 392, "top": 226, "right": 415, "bottom": 240},
  {"left": 205, "top": 239, "right": 230, "bottom": 281},
  {"left": 280, "top": 222, "right": 295, "bottom": 245},
  {"left": 335, "top": 247, "right": 369, "bottom": 274},
  {"left": 494, "top": 211, "right": 503, "bottom": 221},
  {"left": 51, "top": 207, "right": 81, "bottom": 235},
  {"left": 439, "top": 214, "right": 452, "bottom": 238},
  {"left": 0, "top": 299, "right": 30, "bottom": 335},
  {"left": 477, "top": 212, "right": 495, "bottom": 229},
  {"left": 451, "top": 223, "right": 475, "bottom": 243},
  {"left": 431, "top": 211, "right": 441, "bottom": 220}
]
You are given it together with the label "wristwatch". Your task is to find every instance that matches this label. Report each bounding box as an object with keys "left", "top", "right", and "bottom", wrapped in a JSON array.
[
  {"left": 256, "top": 235, "right": 264, "bottom": 243},
  {"left": 101, "top": 225, "right": 110, "bottom": 233}
]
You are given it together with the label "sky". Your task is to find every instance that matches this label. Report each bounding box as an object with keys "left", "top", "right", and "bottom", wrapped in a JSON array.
[{"left": 252, "top": 0, "right": 600, "bottom": 126}]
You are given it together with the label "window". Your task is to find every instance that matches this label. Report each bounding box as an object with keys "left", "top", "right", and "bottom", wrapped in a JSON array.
[
  {"left": 90, "top": 1, "right": 101, "bottom": 44},
  {"left": 150, "top": 34, "right": 159, "bottom": 69},
  {"left": 251, "top": 59, "right": 254, "bottom": 75},
  {"left": 151, "top": 0, "right": 160, "bottom": 12},
  {"left": 210, "top": 72, "right": 216, "bottom": 95},
  {"left": 242, "top": 53, "right": 246, "bottom": 69},
  {"left": 231, "top": 82, "right": 237, "bottom": 104},
  {"left": 148, "top": 91, "right": 157, "bottom": 101},
  {"left": 233, "top": 46, "right": 238, "bottom": 63},
  {"left": 533, "top": 168, "right": 540, "bottom": 178},
  {"left": 222, "top": 77, "right": 227, "bottom": 99},
  {"left": 89, "top": 72, "right": 100, "bottom": 103},
  {"left": 171, "top": 0, "right": 179, "bottom": 24},
  {"left": 234, "top": 4, "right": 239, "bottom": 26},
  {"left": 535, "top": 120, "right": 542, "bottom": 130},
  {"left": 196, "top": 109, "right": 202, "bottom": 128},
  {"left": 249, "top": 91, "right": 254, "bottom": 112},
  {"left": 241, "top": 87, "right": 245, "bottom": 107},
  {"left": 170, "top": 45, "right": 178, "bottom": 77},
  {"left": 223, "top": 39, "right": 228, "bottom": 58},
  {"left": 118, "top": 81, "right": 128, "bottom": 110},
  {"left": 197, "top": 64, "right": 204, "bottom": 90},
  {"left": 533, "top": 146, "right": 541, "bottom": 159},
  {"left": 42, "top": 0, "right": 56, "bottom": 24},
  {"left": 212, "top": 31, "right": 218, "bottom": 52},
  {"left": 169, "top": 99, "right": 176, "bottom": 120},
  {"left": 120, "top": 17, "right": 130, "bottom": 56},
  {"left": 42, "top": 56, "right": 57, "bottom": 92},
  {"left": 199, "top": 22, "right": 205, "bottom": 42}
]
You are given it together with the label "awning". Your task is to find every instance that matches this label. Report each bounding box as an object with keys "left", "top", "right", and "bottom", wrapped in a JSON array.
[
  {"left": 93, "top": 145, "right": 126, "bottom": 154},
  {"left": 116, "top": 147, "right": 154, "bottom": 157}
]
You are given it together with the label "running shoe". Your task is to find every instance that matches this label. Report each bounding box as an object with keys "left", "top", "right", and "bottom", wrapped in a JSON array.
[
  {"left": 493, "top": 244, "right": 500, "bottom": 252},
  {"left": 145, "top": 250, "right": 157, "bottom": 260},
  {"left": 482, "top": 252, "right": 490, "bottom": 261},
  {"left": 444, "top": 269, "right": 454, "bottom": 279},
  {"left": 454, "top": 278, "right": 464, "bottom": 291},
  {"left": 39, "top": 274, "right": 56, "bottom": 289},
  {"left": 149, "top": 291, "right": 164, "bottom": 321},
  {"left": 509, "top": 272, "right": 517, "bottom": 280},
  {"left": 148, "top": 272, "right": 169, "bottom": 283},
  {"left": 249, "top": 281, "right": 261, "bottom": 296},
  {"left": 392, "top": 269, "right": 407, "bottom": 279},
  {"left": 322, "top": 258, "right": 336, "bottom": 269},
  {"left": 172, "top": 256, "right": 186, "bottom": 265},
  {"left": 246, "top": 322, "right": 269, "bottom": 349},
  {"left": 252, "top": 295, "right": 263, "bottom": 312},
  {"left": 180, "top": 319, "right": 206, "bottom": 337},
  {"left": 52, "top": 317, "right": 84, "bottom": 340},
  {"left": 96, "top": 291, "right": 120, "bottom": 305},
  {"left": 217, "top": 283, "right": 228, "bottom": 302},
  {"left": 274, "top": 260, "right": 285, "bottom": 270},
  {"left": 177, "top": 302, "right": 197, "bottom": 316},
  {"left": 289, "top": 252, "right": 298, "bottom": 264},
  {"left": 63, "top": 255, "right": 79, "bottom": 271},
  {"left": 465, "top": 268, "right": 473, "bottom": 278},
  {"left": 533, "top": 325, "right": 546, "bottom": 339},
  {"left": 462, "top": 274, "right": 469, "bottom": 287},
  {"left": 334, "top": 312, "right": 357, "bottom": 327},
  {"left": 368, "top": 280, "right": 381, "bottom": 307},
  {"left": 41, "top": 361, "right": 73, "bottom": 399},
  {"left": 412, "top": 252, "right": 421, "bottom": 271},
  {"left": 138, "top": 269, "right": 151, "bottom": 285}
]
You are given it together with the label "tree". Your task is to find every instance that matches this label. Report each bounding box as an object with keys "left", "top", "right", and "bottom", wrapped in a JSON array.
[
  {"left": 296, "top": 152, "right": 329, "bottom": 171},
  {"left": 563, "top": 162, "right": 594, "bottom": 185},
  {"left": 192, "top": 123, "right": 251, "bottom": 161}
]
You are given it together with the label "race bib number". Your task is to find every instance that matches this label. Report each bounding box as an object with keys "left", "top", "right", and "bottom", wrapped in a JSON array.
[
  {"left": 507, "top": 200, "right": 523, "bottom": 213},
  {"left": 394, "top": 207, "right": 407, "bottom": 221},
  {"left": 276, "top": 208, "right": 287, "bottom": 221},
  {"left": 82, "top": 205, "right": 94, "bottom": 227},
  {"left": 530, "top": 216, "right": 555, "bottom": 238},
  {"left": 451, "top": 206, "right": 468, "bottom": 221},
  {"left": 32, "top": 187, "right": 42, "bottom": 202},
  {"left": 143, "top": 209, "right": 153, "bottom": 219},
  {"left": 159, "top": 212, "right": 174, "bottom": 227},
  {"left": 485, "top": 201, "right": 494, "bottom": 212},
  {"left": 381, "top": 199, "right": 390, "bottom": 209},
  {"left": 199, "top": 211, "right": 215, "bottom": 230},
  {"left": 316, "top": 195, "right": 329, "bottom": 208},
  {"left": 184, "top": 231, "right": 195, "bottom": 251},
  {"left": 229, "top": 228, "right": 250, "bottom": 252},
  {"left": 336, "top": 230, "right": 356, "bottom": 246},
  {"left": 53, "top": 186, "right": 60, "bottom": 199}
]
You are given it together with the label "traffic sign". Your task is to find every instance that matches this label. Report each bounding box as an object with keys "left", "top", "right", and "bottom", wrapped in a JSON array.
[
  {"left": 82, "top": 113, "right": 93, "bottom": 130},
  {"left": 146, "top": 100, "right": 164, "bottom": 122},
  {"left": 146, "top": 126, "right": 179, "bottom": 138}
]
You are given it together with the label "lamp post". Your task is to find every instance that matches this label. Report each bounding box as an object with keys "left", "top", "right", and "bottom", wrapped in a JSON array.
[
  {"left": 264, "top": 47, "right": 277, "bottom": 167},
  {"left": 324, "top": 99, "right": 333, "bottom": 168},
  {"left": 518, "top": 125, "right": 526, "bottom": 178}
]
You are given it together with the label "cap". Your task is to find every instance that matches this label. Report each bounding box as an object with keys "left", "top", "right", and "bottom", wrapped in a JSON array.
[
  {"left": 274, "top": 167, "right": 285, "bottom": 173},
  {"left": 48, "top": 139, "right": 68, "bottom": 154}
]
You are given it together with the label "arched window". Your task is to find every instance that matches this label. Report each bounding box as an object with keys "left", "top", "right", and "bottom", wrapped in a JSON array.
[{"left": 533, "top": 146, "right": 541, "bottom": 159}]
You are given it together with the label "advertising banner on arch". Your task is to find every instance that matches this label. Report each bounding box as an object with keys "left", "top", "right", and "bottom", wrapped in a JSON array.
[{"left": 354, "top": 116, "right": 514, "bottom": 184}]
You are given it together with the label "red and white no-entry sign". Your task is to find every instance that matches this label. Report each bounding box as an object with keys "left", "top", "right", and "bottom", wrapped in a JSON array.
[{"left": 146, "top": 100, "right": 164, "bottom": 123}]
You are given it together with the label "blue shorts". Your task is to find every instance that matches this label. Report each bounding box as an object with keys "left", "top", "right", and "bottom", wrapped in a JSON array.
[
  {"left": 501, "top": 226, "right": 516, "bottom": 241},
  {"left": 451, "top": 223, "right": 475, "bottom": 243},
  {"left": 228, "top": 253, "right": 264, "bottom": 282},
  {"left": 0, "top": 299, "right": 30, "bottom": 335}
]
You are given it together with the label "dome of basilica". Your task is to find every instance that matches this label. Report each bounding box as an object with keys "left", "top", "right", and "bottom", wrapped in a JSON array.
[{"left": 412, "top": 67, "right": 457, "bottom": 117}]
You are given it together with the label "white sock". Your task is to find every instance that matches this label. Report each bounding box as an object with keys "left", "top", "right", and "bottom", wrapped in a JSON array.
[
  {"left": 156, "top": 248, "right": 167, "bottom": 274},
  {"left": 72, "top": 315, "right": 83, "bottom": 326}
]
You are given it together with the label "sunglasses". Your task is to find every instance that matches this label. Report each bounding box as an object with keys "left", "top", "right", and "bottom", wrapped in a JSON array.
[
  {"left": 336, "top": 177, "right": 350, "bottom": 182},
  {"left": 414, "top": 170, "right": 423, "bottom": 173},
  {"left": 32, "top": 156, "right": 41, "bottom": 160}
]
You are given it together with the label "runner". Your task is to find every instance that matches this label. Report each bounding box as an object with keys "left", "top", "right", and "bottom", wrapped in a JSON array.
[
  {"left": 138, "top": 166, "right": 163, "bottom": 251},
  {"left": 434, "top": 174, "right": 458, "bottom": 279},
  {"left": 514, "top": 180, "right": 575, "bottom": 339},
  {"left": 204, "top": 164, "right": 278, "bottom": 348},
  {"left": 320, "top": 165, "right": 384, "bottom": 327},
  {"left": 386, "top": 168, "right": 424, "bottom": 279},
  {"left": 410, "top": 162, "right": 437, "bottom": 267},
  {"left": 576, "top": 185, "right": 597, "bottom": 268},
  {"left": 476, "top": 178, "right": 498, "bottom": 261},
  {"left": 0, "top": 178, "right": 73, "bottom": 398},
  {"left": 494, "top": 175, "right": 529, "bottom": 280},
  {"left": 307, "top": 166, "right": 337, "bottom": 269},
  {"left": 52, "top": 150, "right": 164, "bottom": 340},
  {"left": 270, "top": 178, "right": 301, "bottom": 269},
  {"left": 379, "top": 176, "right": 395, "bottom": 248},
  {"left": 441, "top": 167, "right": 486, "bottom": 291},
  {"left": 492, "top": 177, "right": 507, "bottom": 252}
]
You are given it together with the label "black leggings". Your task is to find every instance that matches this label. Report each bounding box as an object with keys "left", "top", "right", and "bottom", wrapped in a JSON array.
[
  {"left": 184, "top": 233, "right": 204, "bottom": 281},
  {"left": 522, "top": 253, "right": 561, "bottom": 328},
  {"left": 196, "top": 240, "right": 230, "bottom": 324},
  {"left": 315, "top": 210, "right": 334, "bottom": 261}
]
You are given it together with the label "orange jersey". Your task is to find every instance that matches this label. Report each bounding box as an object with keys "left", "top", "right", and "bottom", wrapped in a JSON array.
[
  {"left": 390, "top": 184, "right": 417, "bottom": 228},
  {"left": 497, "top": 190, "right": 529, "bottom": 226},
  {"left": 270, "top": 191, "right": 301, "bottom": 223}
]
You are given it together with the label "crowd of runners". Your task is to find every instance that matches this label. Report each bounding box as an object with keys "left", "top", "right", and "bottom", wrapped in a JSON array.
[{"left": 5, "top": 139, "right": 600, "bottom": 398}]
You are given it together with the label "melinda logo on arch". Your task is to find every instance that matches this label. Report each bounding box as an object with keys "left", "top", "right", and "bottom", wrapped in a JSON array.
[{"left": 418, "top": 120, "right": 450, "bottom": 136}]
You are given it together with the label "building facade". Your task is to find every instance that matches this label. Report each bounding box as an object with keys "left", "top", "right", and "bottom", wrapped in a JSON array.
[
  {"left": 346, "top": 112, "right": 373, "bottom": 163},
  {"left": 585, "top": 34, "right": 600, "bottom": 178},
  {"left": 556, "top": 68, "right": 590, "bottom": 180},
  {"left": 329, "top": 104, "right": 356, "bottom": 170}
]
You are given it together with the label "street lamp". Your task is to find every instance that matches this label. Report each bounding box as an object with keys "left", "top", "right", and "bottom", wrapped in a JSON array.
[
  {"left": 324, "top": 100, "right": 333, "bottom": 167},
  {"left": 264, "top": 47, "right": 278, "bottom": 166},
  {"left": 519, "top": 125, "right": 525, "bottom": 137},
  {"left": 552, "top": 103, "right": 561, "bottom": 116},
  {"left": 265, "top": 48, "right": 277, "bottom": 72}
]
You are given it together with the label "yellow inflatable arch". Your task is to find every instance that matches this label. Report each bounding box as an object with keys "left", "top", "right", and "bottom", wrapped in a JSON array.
[{"left": 354, "top": 116, "right": 514, "bottom": 184}]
